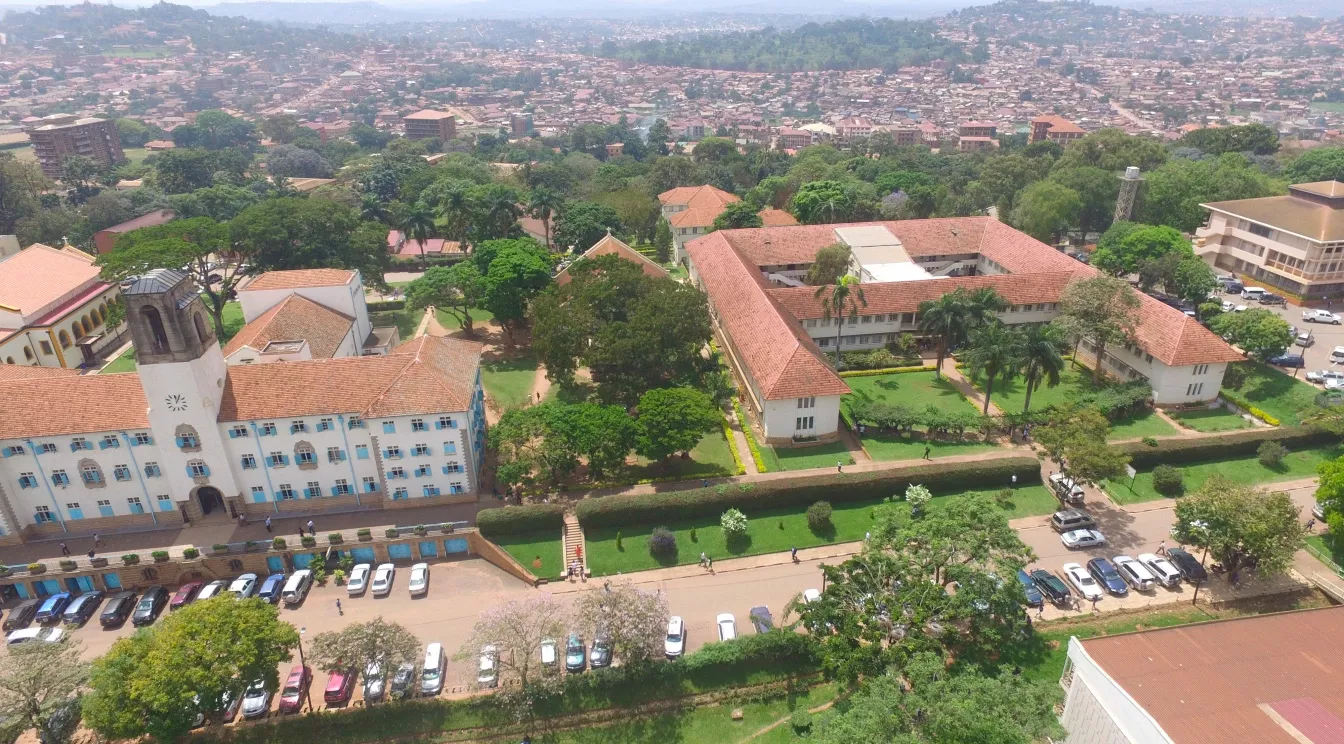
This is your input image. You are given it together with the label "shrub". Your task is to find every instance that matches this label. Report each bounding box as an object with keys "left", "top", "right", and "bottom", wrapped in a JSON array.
[
  {"left": 365, "top": 299, "right": 407, "bottom": 312},
  {"left": 151, "top": 550, "right": 169, "bottom": 562},
  {"left": 122, "top": 554, "right": 140, "bottom": 565},
  {"left": 27, "top": 563, "right": 45, "bottom": 574},
  {"left": 1142, "top": 437, "right": 1159, "bottom": 448},
  {"left": 245, "top": 541, "right": 258, "bottom": 551},
  {"left": 905, "top": 484, "right": 933, "bottom": 514},
  {"left": 995, "top": 488, "right": 1014, "bottom": 507},
  {"left": 576, "top": 457, "right": 1041, "bottom": 529},
  {"left": 1258, "top": 440, "right": 1289, "bottom": 467},
  {"left": 1221, "top": 390, "right": 1281, "bottom": 425},
  {"left": 690, "top": 527, "right": 698, "bottom": 542},
  {"left": 357, "top": 528, "right": 372, "bottom": 541},
  {"left": 211, "top": 544, "right": 228, "bottom": 553},
  {"left": 790, "top": 709, "right": 812, "bottom": 733},
  {"left": 648, "top": 527, "right": 677, "bottom": 557},
  {"left": 1151, "top": 465, "right": 1185, "bottom": 497},
  {"left": 182, "top": 548, "right": 200, "bottom": 559},
  {"left": 476, "top": 503, "right": 566, "bottom": 538},
  {"left": 721, "top": 508, "right": 748, "bottom": 535},
  {"left": 806, "top": 501, "right": 833, "bottom": 530},
  {"left": 332, "top": 569, "right": 346, "bottom": 586},
  {"left": 300, "top": 536, "right": 317, "bottom": 547},
  {"left": 616, "top": 531, "right": 623, "bottom": 551},
  {"left": 1117, "top": 426, "right": 1328, "bottom": 469},
  {"left": 327, "top": 533, "right": 343, "bottom": 544},
  {"left": 385, "top": 528, "right": 399, "bottom": 539},
  {"left": 59, "top": 559, "right": 77, "bottom": 571},
  {"left": 272, "top": 537, "right": 287, "bottom": 550}
]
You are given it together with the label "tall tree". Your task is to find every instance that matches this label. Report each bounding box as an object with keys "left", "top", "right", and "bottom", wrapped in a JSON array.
[
  {"left": 917, "top": 287, "right": 1008, "bottom": 378},
  {"left": 1057, "top": 276, "right": 1141, "bottom": 384},
  {"left": 1210, "top": 309, "right": 1293, "bottom": 362},
  {"left": 804, "top": 243, "right": 852, "bottom": 286},
  {"left": 1010, "top": 180, "right": 1082, "bottom": 244},
  {"left": 0, "top": 642, "right": 88, "bottom": 744},
  {"left": 1018, "top": 323, "right": 1068, "bottom": 412},
  {"left": 1172, "top": 475, "right": 1306, "bottom": 578},
  {"left": 1092, "top": 224, "right": 1189, "bottom": 277},
  {"left": 1034, "top": 406, "right": 1129, "bottom": 486},
  {"left": 571, "top": 581, "right": 669, "bottom": 666},
  {"left": 527, "top": 186, "right": 563, "bottom": 250},
  {"left": 710, "top": 201, "right": 764, "bottom": 231},
  {"left": 652, "top": 217, "right": 674, "bottom": 263},
  {"left": 480, "top": 241, "right": 553, "bottom": 346},
  {"left": 1138, "top": 154, "right": 1284, "bottom": 232},
  {"left": 309, "top": 617, "right": 422, "bottom": 677},
  {"left": 0, "top": 153, "right": 49, "bottom": 235},
  {"left": 552, "top": 201, "right": 622, "bottom": 252},
  {"left": 634, "top": 387, "right": 720, "bottom": 462},
  {"left": 1049, "top": 166, "right": 1119, "bottom": 236},
  {"left": 229, "top": 197, "right": 390, "bottom": 289},
  {"left": 400, "top": 201, "right": 437, "bottom": 270},
  {"left": 405, "top": 262, "right": 487, "bottom": 337},
  {"left": 816, "top": 274, "right": 867, "bottom": 364},
  {"left": 1284, "top": 147, "right": 1344, "bottom": 183},
  {"left": 455, "top": 596, "right": 566, "bottom": 726},
  {"left": 1054, "top": 128, "right": 1169, "bottom": 172},
  {"left": 963, "top": 322, "right": 1023, "bottom": 414}
]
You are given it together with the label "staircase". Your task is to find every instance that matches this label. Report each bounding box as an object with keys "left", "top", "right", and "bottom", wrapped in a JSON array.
[{"left": 562, "top": 513, "right": 587, "bottom": 578}]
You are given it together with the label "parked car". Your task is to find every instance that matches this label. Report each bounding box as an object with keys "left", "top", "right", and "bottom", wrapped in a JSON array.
[
  {"left": 408, "top": 563, "right": 429, "bottom": 596},
  {"left": 281, "top": 570, "right": 313, "bottom": 606},
  {"left": 541, "top": 638, "right": 559, "bottom": 672},
  {"left": 1085, "top": 558, "right": 1129, "bottom": 596},
  {"left": 257, "top": 573, "right": 287, "bottom": 604},
  {"left": 589, "top": 633, "right": 612, "bottom": 669},
  {"left": 35, "top": 593, "right": 73, "bottom": 624},
  {"left": 1297, "top": 331, "right": 1315, "bottom": 348},
  {"left": 716, "top": 613, "right": 737, "bottom": 641},
  {"left": 477, "top": 645, "right": 499, "bottom": 688},
  {"left": 323, "top": 668, "right": 356, "bottom": 706},
  {"left": 362, "top": 661, "right": 385, "bottom": 703},
  {"left": 389, "top": 663, "right": 416, "bottom": 700},
  {"left": 1051, "top": 509, "right": 1096, "bottom": 533},
  {"left": 277, "top": 665, "right": 312, "bottom": 714},
  {"left": 1166, "top": 548, "right": 1209, "bottom": 583},
  {"left": 3, "top": 599, "right": 38, "bottom": 631},
  {"left": 346, "top": 564, "right": 371, "bottom": 596},
  {"left": 1048, "top": 473, "right": 1086, "bottom": 506},
  {"left": 664, "top": 617, "right": 686, "bottom": 658},
  {"left": 1061, "top": 529, "right": 1106, "bottom": 549},
  {"left": 1332, "top": 346, "right": 1344, "bottom": 363},
  {"left": 421, "top": 642, "right": 446, "bottom": 696},
  {"left": 1016, "top": 569, "right": 1044, "bottom": 608},
  {"left": 1269, "top": 353, "right": 1306, "bottom": 369},
  {"left": 1260, "top": 293, "right": 1287, "bottom": 306},
  {"left": 7, "top": 627, "right": 64, "bottom": 645},
  {"left": 132, "top": 586, "right": 169, "bottom": 626},
  {"left": 802, "top": 588, "right": 821, "bottom": 604},
  {"left": 565, "top": 633, "right": 586, "bottom": 673},
  {"left": 1241, "top": 287, "right": 1267, "bottom": 300},
  {"left": 100, "top": 591, "right": 138, "bottom": 628},
  {"left": 371, "top": 563, "right": 395, "bottom": 596},
  {"left": 229, "top": 573, "right": 259, "bottom": 599},
  {"left": 1062, "top": 563, "right": 1103, "bottom": 602},
  {"left": 1304, "top": 309, "right": 1343, "bottom": 325},
  {"left": 1308, "top": 369, "right": 1344, "bottom": 385},
  {"left": 1222, "top": 280, "right": 1244, "bottom": 294},
  {"left": 748, "top": 605, "right": 774, "bottom": 633},
  {"left": 241, "top": 679, "right": 273, "bottom": 720},
  {"left": 1138, "top": 553, "right": 1182, "bottom": 587},
  {"left": 170, "top": 582, "right": 204, "bottom": 611},
  {"left": 62, "top": 591, "right": 105, "bottom": 626},
  {"left": 1029, "top": 569, "right": 1071, "bottom": 606},
  {"left": 197, "top": 580, "right": 228, "bottom": 601},
  {"left": 1112, "top": 555, "right": 1157, "bottom": 591},
  {"left": 1221, "top": 300, "right": 1237, "bottom": 313}
]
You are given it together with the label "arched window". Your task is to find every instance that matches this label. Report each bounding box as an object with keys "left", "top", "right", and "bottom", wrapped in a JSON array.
[
  {"left": 22, "top": 347, "right": 32, "bottom": 361},
  {"left": 92, "top": 308, "right": 103, "bottom": 325},
  {"left": 58, "top": 330, "right": 71, "bottom": 349},
  {"left": 294, "top": 441, "right": 318, "bottom": 469},
  {"left": 140, "top": 306, "right": 169, "bottom": 352},
  {"left": 175, "top": 424, "right": 201, "bottom": 451},
  {"left": 72, "top": 322, "right": 85, "bottom": 340},
  {"left": 82, "top": 313, "right": 93, "bottom": 330},
  {"left": 193, "top": 313, "right": 209, "bottom": 345},
  {"left": 76, "top": 458, "right": 105, "bottom": 488},
  {"left": 4, "top": 357, "right": 12, "bottom": 364}
]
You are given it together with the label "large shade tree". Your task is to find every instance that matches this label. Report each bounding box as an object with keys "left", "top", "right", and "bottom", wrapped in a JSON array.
[
  {"left": 917, "top": 287, "right": 1008, "bottom": 378},
  {"left": 1172, "top": 475, "right": 1306, "bottom": 578},
  {"left": 1056, "top": 276, "right": 1141, "bottom": 384}
]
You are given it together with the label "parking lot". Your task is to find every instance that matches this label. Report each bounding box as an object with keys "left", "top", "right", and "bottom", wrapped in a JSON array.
[{"left": 1219, "top": 283, "right": 1344, "bottom": 377}]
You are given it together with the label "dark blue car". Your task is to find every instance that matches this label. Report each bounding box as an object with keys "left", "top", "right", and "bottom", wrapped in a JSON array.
[
  {"left": 35, "top": 592, "right": 72, "bottom": 624},
  {"left": 1269, "top": 353, "right": 1305, "bottom": 369},
  {"left": 1015, "top": 569, "right": 1043, "bottom": 608},
  {"left": 257, "top": 573, "right": 287, "bottom": 604},
  {"left": 1086, "top": 558, "right": 1129, "bottom": 597}
]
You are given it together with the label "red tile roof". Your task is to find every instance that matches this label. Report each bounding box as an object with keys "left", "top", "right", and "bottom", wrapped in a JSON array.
[
  {"left": 0, "top": 365, "right": 80, "bottom": 382},
  {"left": 769, "top": 272, "right": 1075, "bottom": 319},
  {"left": 660, "top": 185, "right": 740, "bottom": 229},
  {"left": 556, "top": 233, "right": 669, "bottom": 285},
  {"left": 0, "top": 244, "right": 102, "bottom": 318},
  {"left": 222, "top": 295, "right": 354, "bottom": 360},
  {"left": 0, "top": 373, "right": 149, "bottom": 439},
  {"left": 244, "top": 269, "right": 354, "bottom": 291},
  {"left": 758, "top": 208, "right": 799, "bottom": 227},
  {"left": 686, "top": 232, "right": 848, "bottom": 401}
]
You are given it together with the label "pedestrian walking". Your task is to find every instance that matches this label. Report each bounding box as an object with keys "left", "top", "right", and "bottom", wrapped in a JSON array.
[
  {"left": 87, "top": 549, "right": 95, "bottom": 560},
  {"left": 336, "top": 598, "right": 343, "bottom": 616},
  {"left": 1091, "top": 596, "right": 1100, "bottom": 613},
  {"left": 790, "top": 546, "right": 798, "bottom": 563},
  {"left": 923, "top": 445, "right": 931, "bottom": 460},
  {"left": 59, "top": 542, "right": 69, "bottom": 556},
  {"left": 92, "top": 532, "right": 100, "bottom": 547},
  {"left": 264, "top": 516, "right": 272, "bottom": 533},
  {"left": 1157, "top": 540, "right": 1167, "bottom": 556},
  {"left": 699, "top": 551, "right": 708, "bottom": 568},
  {"left": 238, "top": 513, "right": 247, "bottom": 527},
  {"left": 706, "top": 557, "right": 713, "bottom": 573},
  {"left": 306, "top": 519, "right": 315, "bottom": 537},
  {"left": 864, "top": 531, "right": 871, "bottom": 543},
  {"left": 702, "top": 479, "right": 709, "bottom": 488},
  {"left": 1307, "top": 518, "right": 1317, "bottom": 532},
  {"left": 603, "top": 580, "right": 611, "bottom": 593},
  {"left": 1036, "top": 604, "right": 1045, "bottom": 620},
  {"left": 836, "top": 461, "right": 843, "bottom": 472}
]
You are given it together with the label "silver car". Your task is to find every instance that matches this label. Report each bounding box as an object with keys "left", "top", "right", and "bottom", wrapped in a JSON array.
[
  {"left": 1061, "top": 529, "right": 1106, "bottom": 549},
  {"left": 240, "top": 679, "right": 271, "bottom": 720}
]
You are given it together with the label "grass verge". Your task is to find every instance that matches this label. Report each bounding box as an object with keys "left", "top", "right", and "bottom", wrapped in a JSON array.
[
  {"left": 1167, "top": 407, "right": 1251, "bottom": 433},
  {"left": 492, "top": 530, "right": 563, "bottom": 579},
  {"left": 482, "top": 352, "right": 539, "bottom": 411},
  {"left": 1225, "top": 361, "right": 1320, "bottom": 426},
  {"left": 100, "top": 347, "right": 137, "bottom": 374},
  {"left": 1103, "top": 444, "right": 1342, "bottom": 505}
]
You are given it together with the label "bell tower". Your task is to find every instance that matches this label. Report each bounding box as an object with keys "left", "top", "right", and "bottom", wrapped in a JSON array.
[{"left": 123, "top": 269, "right": 239, "bottom": 519}]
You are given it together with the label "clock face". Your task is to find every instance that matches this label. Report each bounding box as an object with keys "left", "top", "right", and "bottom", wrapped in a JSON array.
[{"left": 166, "top": 394, "right": 189, "bottom": 412}]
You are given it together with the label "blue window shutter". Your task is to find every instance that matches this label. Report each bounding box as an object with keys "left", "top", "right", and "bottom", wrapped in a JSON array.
[
  {"left": 185, "top": 466, "right": 195, "bottom": 478},
  {"left": 175, "top": 436, "right": 186, "bottom": 448},
  {"left": 201, "top": 464, "right": 211, "bottom": 477},
  {"left": 1, "top": 448, "right": 10, "bottom": 458},
  {"left": 69, "top": 442, "right": 79, "bottom": 453},
  {"left": 228, "top": 430, "right": 238, "bottom": 439},
  {"left": 281, "top": 455, "right": 290, "bottom": 466}
]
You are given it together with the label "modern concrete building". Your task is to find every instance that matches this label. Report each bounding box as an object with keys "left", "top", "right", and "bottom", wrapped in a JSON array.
[
  {"left": 1198, "top": 180, "right": 1344, "bottom": 302},
  {"left": 25, "top": 115, "right": 125, "bottom": 179},
  {"left": 402, "top": 110, "right": 456, "bottom": 141}
]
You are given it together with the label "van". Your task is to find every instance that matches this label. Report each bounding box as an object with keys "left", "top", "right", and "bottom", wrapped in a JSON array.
[
  {"left": 281, "top": 570, "right": 312, "bottom": 607},
  {"left": 323, "top": 668, "right": 355, "bottom": 706},
  {"left": 420, "top": 643, "right": 445, "bottom": 696},
  {"left": 1241, "top": 287, "right": 1266, "bottom": 300},
  {"left": 1051, "top": 509, "right": 1096, "bottom": 533}
]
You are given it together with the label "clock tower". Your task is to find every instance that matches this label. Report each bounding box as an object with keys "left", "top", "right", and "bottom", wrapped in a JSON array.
[{"left": 124, "top": 269, "right": 240, "bottom": 520}]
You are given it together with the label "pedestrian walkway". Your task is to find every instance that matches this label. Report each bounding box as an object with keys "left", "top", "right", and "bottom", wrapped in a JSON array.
[
  {"left": 725, "top": 415, "right": 760, "bottom": 476},
  {"left": 941, "top": 359, "right": 1004, "bottom": 417},
  {"left": 561, "top": 513, "right": 586, "bottom": 579}
]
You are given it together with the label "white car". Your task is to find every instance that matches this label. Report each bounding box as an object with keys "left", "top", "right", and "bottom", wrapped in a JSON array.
[
  {"left": 1221, "top": 300, "right": 1236, "bottom": 313},
  {"left": 229, "top": 573, "right": 258, "bottom": 599},
  {"left": 7, "top": 627, "right": 63, "bottom": 645},
  {"left": 408, "top": 563, "right": 429, "bottom": 596},
  {"left": 664, "top": 616, "right": 685, "bottom": 658},
  {"left": 802, "top": 588, "right": 821, "bottom": 604},
  {"left": 1113, "top": 555, "right": 1157, "bottom": 592},
  {"left": 1062, "top": 563, "right": 1104, "bottom": 602},
  {"left": 1297, "top": 331, "right": 1315, "bottom": 347},
  {"left": 716, "top": 613, "right": 736, "bottom": 642},
  {"left": 347, "top": 564, "right": 371, "bottom": 595},
  {"left": 1304, "top": 309, "right": 1342, "bottom": 325},
  {"left": 1332, "top": 346, "right": 1344, "bottom": 363},
  {"left": 1307, "top": 369, "right": 1344, "bottom": 385},
  {"left": 1061, "top": 529, "right": 1106, "bottom": 549},
  {"left": 477, "top": 645, "right": 498, "bottom": 688},
  {"left": 1138, "top": 553, "right": 1182, "bottom": 587},
  {"left": 371, "top": 563, "right": 395, "bottom": 596},
  {"left": 1232, "top": 304, "right": 1248, "bottom": 312},
  {"left": 197, "top": 580, "right": 228, "bottom": 601}
]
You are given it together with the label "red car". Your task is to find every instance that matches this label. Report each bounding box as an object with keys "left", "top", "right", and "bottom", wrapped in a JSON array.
[
  {"left": 278, "top": 665, "right": 312, "bottom": 715},
  {"left": 170, "top": 582, "right": 204, "bottom": 611},
  {"left": 323, "top": 668, "right": 356, "bottom": 706}
]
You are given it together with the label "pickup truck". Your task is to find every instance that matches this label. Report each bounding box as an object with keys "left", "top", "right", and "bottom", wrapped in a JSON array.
[{"left": 1303, "top": 309, "right": 1343, "bottom": 325}]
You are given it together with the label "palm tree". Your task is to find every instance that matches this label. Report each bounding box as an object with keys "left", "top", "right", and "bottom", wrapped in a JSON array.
[
  {"left": 436, "top": 184, "right": 473, "bottom": 250},
  {"left": 401, "top": 203, "right": 437, "bottom": 271},
  {"left": 816, "top": 275, "right": 866, "bottom": 365},
  {"left": 917, "top": 287, "right": 1008, "bottom": 378},
  {"left": 527, "top": 186, "right": 562, "bottom": 251},
  {"left": 962, "top": 322, "right": 1024, "bottom": 414},
  {"left": 359, "top": 195, "right": 390, "bottom": 225},
  {"left": 1018, "top": 323, "right": 1068, "bottom": 413}
]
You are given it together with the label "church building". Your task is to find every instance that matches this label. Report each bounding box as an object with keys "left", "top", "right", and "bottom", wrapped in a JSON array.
[{"left": 0, "top": 268, "right": 486, "bottom": 544}]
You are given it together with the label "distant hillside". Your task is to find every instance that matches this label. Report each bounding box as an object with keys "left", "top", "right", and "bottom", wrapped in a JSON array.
[{"left": 604, "top": 18, "right": 965, "bottom": 72}]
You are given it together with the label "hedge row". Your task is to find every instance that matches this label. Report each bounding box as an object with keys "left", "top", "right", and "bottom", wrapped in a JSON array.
[
  {"left": 574, "top": 456, "right": 1039, "bottom": 529},
  {"left": 1118, "top": 425, "right": 1333, "bottom": 469},
  {"left": 366, "top": 299, "right": 406, "bottom": 312},
  {"left": 1220, "top": 389, "right": 1281, "bottom": 426},
  {"left": 475, "top": 503, "right": 565, "bottom": 537},
  {"left": 733, "top": 398, "right": 770, "bottom": 473},
  {"left": 721, "top": 415, "right": 747, "bottom": 476},
  {"left": 839, "top": 365, "right": 936, "bottom": 378}
]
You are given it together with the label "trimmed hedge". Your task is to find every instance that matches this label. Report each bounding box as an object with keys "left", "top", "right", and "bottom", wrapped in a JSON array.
[
  {"left": 575, "top": 456, "right": 1039, "bottom": 529},
  {"left": 733, "top": 398, "right": 769, "bottom": 473},
  {"left": 477, "top": 503, "right": 566, "bottom": 537},
  {"left": 721, "top": 415, "right": 747, "bottom": 476},
  {"left": 365, "top": 299, "right": 406, "bottom": 312},
  {"left": 839, "top": 365, "right": 936, "bottom": 378},
  {"left": 1220, "top": 390, "right": 1281, "bottom": 426},
  {"left": 1117, "top": 425, "right": 1333, "bottom": 469}
]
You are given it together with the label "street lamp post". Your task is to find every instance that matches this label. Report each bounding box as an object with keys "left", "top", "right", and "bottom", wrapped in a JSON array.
[
  {"left": 1192, "top": 546, "right": 1210, "bottom": 606},
  {"left": 298, "top": 626, "right": 314, "bottom": 712}
]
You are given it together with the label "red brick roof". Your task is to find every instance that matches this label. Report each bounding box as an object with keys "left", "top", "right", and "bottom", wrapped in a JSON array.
[
  {"left": 0, "top": 365, "right": 80, "bottom": 382},
  {"left": 769, "top": 272, "right": 1075, "bottom": 319},
  {"left": 244, "top": 269, "right": 354, "bottom": 291},
  {"left": 556, "top": 233, "right": 669, "bottom": 285},
  {"left": 222, "top": 294, "right": 354, "bottom": 360},
  {"left": 660, "top": 185, "right": 740, "bottom": 229},
  {"left": 0, "top": 373, "right": 149, "bottom": 439},
  {"left": 686, "top": 232, "right": 848, "bottom": 401},
  {"left": 757, "top": 208, "right": 799, "bottom": 227}
]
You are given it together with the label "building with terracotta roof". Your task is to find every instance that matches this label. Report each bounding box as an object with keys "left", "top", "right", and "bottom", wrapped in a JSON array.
[
  {"left": 687, "top": 218, "right": 1240, "bottom": 444},
  {"left": 0, "top": 244, "right": 126, "bottom": 370},
  {"left": 402, "top": 109, "right": 456, "bottom": 141},
  {"left": 658, "top": 185, "right": 798, "bottom": 261},
  {"left": 556, "top": 233, "right": 670, "bottom": 285},
  {"left": 0, "top": 268, "right": 485, "bottom": 546},
  {"left": 92, "top": 209, "right": 176, "bottom": 255},
  {"left": 1030, "top": 114, "right": 1086, "bottom": 144},
  {"left": 238, "top": 268, "right": 402, "bottom": 357},
  {"left": 1197, "top": 180, "right": 1344, "bottom": 302},
  {"left": 1059, "top": 606, "right": 1344, "bottom": 744}
]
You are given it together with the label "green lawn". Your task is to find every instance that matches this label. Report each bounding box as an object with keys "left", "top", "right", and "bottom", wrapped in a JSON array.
[
  {"left": 492, "top": 530, "right": 563, "bottom": 580},
  {"left": 584, "top": 485, "right": 1057, "bottom": 576},
  {"left": 968, "top": 365, "right": 1176, "bottom": 440},
  {"left": 435, "top": 307, "right": 494, "bottom": 331},
  {"left": 369, "top": 308, "right": 422, "bottom": 340},
  {"left": 1104, "top": 444, "right": 1343, "bottom": 505},
  {"left": 1226, "top": 361, "right": 1320, "bottom": 426},
  {"left": 769, "top": 441, "right": 854, "bottom": 471},
  {"left": 481, "top": 353, "right": 539, "bottom": 411},
  {"left": 1168, "top": 407, "right": 1251, "bottom": 433},
  {"left": 122, "top": 147, "right": 150, "bottom": 165},
  {"left": 1307, "top": 534, "right": 1344, "bottom": 570},
  {"left": 219, "top": 300, "right": 245, "bottom": 342},
  {"left": 615, "top": 429, "right": 740, "bottom": 484},
  {"left": 860, "top": 435, "right": 1001, "bottom": 462},
  {"left": 843, "top": 371, "right": 1000, "bottom": 461},
  {"left": 100, "top": 346, "right": 137, "bottom": 374}
]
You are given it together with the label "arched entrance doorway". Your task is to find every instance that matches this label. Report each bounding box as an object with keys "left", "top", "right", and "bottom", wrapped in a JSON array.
[{"left": 196, "top": 486, "right": 225, "bottom": 515}]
